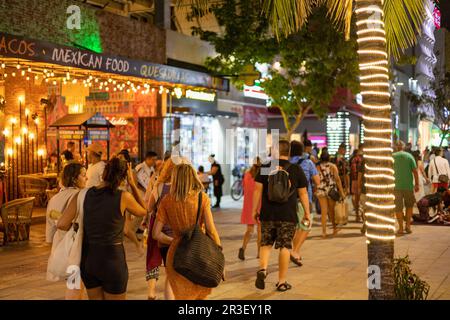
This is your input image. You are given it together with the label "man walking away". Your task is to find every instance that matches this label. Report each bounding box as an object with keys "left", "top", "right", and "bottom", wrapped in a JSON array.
[
  {"left": 207, "top": 154, "right": 225, "bottom": 208},
  {"left": 393, "top": 141, "right": 420, "bottom": 235},
  {"left": 252, "top": 140, "right": 311, "bottom": 292}
]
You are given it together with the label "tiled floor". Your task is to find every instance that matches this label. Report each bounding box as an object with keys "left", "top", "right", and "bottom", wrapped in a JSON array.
[{"left": 1, "top": 197, "right": 449, "bottom": 300}]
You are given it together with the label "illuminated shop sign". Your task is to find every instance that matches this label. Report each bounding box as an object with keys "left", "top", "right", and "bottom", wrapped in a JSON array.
[
  {"left": 185, "top": 90, "right": 216, "bottom": 102},
  {"left": 0, "top": 32, "right": 229, "bottom": 91},
  {"left": 243, "top": 84, "right": 269, "bottom": 100},
  {"left": 326, "top": 111, "right": 351, "bottom": 158},
  {"left": 106, "top": 117, "right": 129, "bottom": 126}
]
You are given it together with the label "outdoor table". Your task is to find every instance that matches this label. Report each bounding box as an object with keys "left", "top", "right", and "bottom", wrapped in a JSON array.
[{"left": 27, "top": 173, "right": 58, "bottom": 188}]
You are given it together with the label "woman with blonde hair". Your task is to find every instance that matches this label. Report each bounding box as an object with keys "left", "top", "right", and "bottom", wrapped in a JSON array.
[{"left": 153, "top": 159, "right": 222, "bottom": 300}]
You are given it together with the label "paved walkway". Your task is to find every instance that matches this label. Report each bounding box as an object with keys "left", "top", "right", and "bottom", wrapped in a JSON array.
[{"left": 1, "top": 197, "right": 449, "bottom": 300}]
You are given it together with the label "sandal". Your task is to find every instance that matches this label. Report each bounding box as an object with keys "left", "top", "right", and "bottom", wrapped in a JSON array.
[
  {"left": 276, "top": 282, "right": 292, "bottom": 292},
  {"left": 290, "top": 255, "right": 303, "bottom": 267},
  {"left": 255, "top": 269, "right": 266, "bottom": 290}
]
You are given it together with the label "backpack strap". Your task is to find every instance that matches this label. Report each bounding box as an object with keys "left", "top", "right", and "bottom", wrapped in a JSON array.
[{"left": 195, "top": 192, "right": 202, "bottom": 225}]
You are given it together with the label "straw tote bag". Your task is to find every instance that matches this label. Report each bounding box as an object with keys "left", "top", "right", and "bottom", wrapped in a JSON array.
[
  {"left": 47, "top": 188, "right": 88, "bottom": 281},
  {"left": 334, "top": 200, "right": 348, "bottom": 225},
  {"left": 173, "top": 192, "right": 225, "bottom": 288}
]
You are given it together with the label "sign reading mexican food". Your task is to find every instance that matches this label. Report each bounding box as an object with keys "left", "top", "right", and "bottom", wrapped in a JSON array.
[{"left": 0, "top": 32, "right": 229, "bottom": 91}]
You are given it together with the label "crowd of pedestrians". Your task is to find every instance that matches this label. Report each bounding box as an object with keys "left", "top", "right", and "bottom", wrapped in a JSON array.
[{"left": 45, "top": 138, "right": 450, "bottom": 300}]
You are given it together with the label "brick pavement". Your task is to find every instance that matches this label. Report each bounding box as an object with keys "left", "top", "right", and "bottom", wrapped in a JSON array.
[{"left": 1, "top": 197, "right": 449, "bottom": 300}]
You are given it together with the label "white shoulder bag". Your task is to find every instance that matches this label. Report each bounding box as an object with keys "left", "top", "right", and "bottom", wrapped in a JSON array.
[{"left": 46, "top": 188, "right": 88, "bottom": 282}]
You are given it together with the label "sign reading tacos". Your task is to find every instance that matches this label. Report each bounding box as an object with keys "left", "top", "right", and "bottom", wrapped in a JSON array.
[{"left": 0, "top": 32, "right": 229, "bottom": 91}]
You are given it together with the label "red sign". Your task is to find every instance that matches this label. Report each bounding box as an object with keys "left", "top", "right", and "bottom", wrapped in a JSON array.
[{"left": 243, "top": 106, "right": 268, "bottom": 128}]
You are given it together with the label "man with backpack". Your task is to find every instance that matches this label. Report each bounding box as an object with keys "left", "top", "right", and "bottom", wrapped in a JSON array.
[{"left": 252, "top": 139, "right": 310, "bottom": 292}]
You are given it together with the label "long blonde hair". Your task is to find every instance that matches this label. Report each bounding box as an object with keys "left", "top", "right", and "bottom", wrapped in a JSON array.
[{"left": 170, "top": 161, "right": 204, "bottom": 202}]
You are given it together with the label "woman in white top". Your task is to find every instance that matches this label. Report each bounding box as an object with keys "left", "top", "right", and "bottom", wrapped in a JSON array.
[
  {"left": 428, "top": 148, "right": 450, "bottom": 192},
  {"left": 46, "top": 162, "right": 87, "bottom": 300}
]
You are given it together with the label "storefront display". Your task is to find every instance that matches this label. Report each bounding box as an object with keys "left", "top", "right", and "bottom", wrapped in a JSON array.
[{"left": 326, "top": 111, "right": 351, "bottom": 158}]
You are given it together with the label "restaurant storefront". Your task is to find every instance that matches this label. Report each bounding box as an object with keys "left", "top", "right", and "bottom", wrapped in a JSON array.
[{"left": 0, "top": 32, "right": 228, "bottom": 200}]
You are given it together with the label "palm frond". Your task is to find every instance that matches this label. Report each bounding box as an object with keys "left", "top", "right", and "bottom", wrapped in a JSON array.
[
  {"left": 384, "top": 0, "right": 426, "bottom": 60},
  {"left": 323, "top": 0, "right": 353, "bottom": 40},
  {"left": 261, "top": 0, "right": 317, "bottom": 39}
]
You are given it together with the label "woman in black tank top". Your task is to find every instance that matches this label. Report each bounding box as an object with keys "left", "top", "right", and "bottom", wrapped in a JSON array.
[{"left": 80, "top": 157, "right": 147, "bottom": 300}]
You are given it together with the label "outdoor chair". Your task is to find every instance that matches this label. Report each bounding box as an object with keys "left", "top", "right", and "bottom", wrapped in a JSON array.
[
  {"left": 0, "top": 197, "right": 35, "bottom": 245},
  {"left": 18, "top": 175, "right": 50, "bottom": 207}
]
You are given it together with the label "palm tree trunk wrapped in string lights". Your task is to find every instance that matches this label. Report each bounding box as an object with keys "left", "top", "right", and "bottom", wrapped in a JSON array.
[{"left": 355, "top": 0, "right": 396, "bottom": 299}]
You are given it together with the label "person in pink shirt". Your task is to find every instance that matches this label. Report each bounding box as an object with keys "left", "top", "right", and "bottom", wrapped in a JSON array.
[{"left": 238, "top": 157, "right": 262, "bottom": 260}]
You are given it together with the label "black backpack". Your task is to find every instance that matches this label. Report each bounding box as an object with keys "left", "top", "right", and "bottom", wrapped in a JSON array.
[{"left": 268, "top": 163, "right": 295, "bottom": 203}]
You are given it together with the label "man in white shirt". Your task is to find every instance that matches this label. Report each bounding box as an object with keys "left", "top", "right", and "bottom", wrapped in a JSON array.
[
  {"left": 428, "top": 147, "right": 450, "bottom": 192},
  {"left": 135, "top": 151, "right": 157, "bottom": 192},
  {"left": 85, "top": 143, "right": 106, "bottom": 188}
]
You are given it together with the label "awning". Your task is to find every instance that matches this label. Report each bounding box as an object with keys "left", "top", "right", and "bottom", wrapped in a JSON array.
[{"left": 49, "top": 112, "right": 114, "bottom": 128}]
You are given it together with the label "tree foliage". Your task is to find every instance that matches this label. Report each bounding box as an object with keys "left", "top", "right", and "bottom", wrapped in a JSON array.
[{"left": 190, "top": 1, "right": 359, "bottom": 136}]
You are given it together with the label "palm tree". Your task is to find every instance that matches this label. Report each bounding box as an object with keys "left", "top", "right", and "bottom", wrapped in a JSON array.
[
  {"left": 183, "top": 0, "right": 425, "bottom": 299},
  {"left": 261, "top": 0, "right": 425, "bottom": 300}
]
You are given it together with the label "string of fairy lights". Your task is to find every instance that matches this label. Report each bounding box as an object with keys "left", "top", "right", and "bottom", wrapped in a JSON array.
[
  {"left": 356, "top": 0, "right": 396, "bottom": 242},
  {"left": 0, "top": 59, "right": 215, "bottom": 98}
]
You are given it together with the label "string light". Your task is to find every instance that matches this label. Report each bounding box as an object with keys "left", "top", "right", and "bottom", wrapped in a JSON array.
[
  {"left": 360, "top": 74, "right": 389, "bottom": 80},
  {"left": 359, "top": 66, "right": 389, "bottom": 73},
  {"left": 364, "top": 154, "right": 394, "bottom": 162},
  {"left": 355, "top": 7, "right": 384, "bottom": 15},
  {"left": 364, "top": 183, "right": 395, "bottom": 189},
  {"left": 364, "top": 137, "right": 392, "bottom": 143},
  {"left": 364, "top": 164, "right": 394, "bottom": 174},
  {"left": 359, "top": 60, "right": 388, "bottom": 67},
  {"left": 357, "top": 28, "right": 386, "bottom": 36},
  {"left": 363, "top": 115, "right": 391, "bottom": 123},
  {"left": 356, "top": 19, "right": 385, "bottom": 27},
  {"left": 365, "top": 222, "right": 396, "bottom": 231},
  {"left": 365, "top": 174, "right": 395, "bottom": 180},
  {"left": 365, "top": 213, "right": 396, "bottom": 224},
  {"left": 357, "top": 49, "right": 388, "bottom": 58},
  {"left": 363, "top": 128, "right": 392, "bottom": 134},
  {"left": 361, "top": 103, "right": 391, "bottom": 110},
  {"left": 366, "top": 193, "right": 395, "bottom": 200},
  {"left": 364, "top": 147, "right": 393, "bottom": 152}
]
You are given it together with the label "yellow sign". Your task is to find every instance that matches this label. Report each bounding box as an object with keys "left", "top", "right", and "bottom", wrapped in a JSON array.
[{"left": 185, "top": 90, "right": 215, "bottom": 102}]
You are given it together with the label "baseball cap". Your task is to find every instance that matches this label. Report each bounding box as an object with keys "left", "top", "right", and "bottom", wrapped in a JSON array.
[{"left": 87, "top": 143, "right": 104, "bottom": 156}]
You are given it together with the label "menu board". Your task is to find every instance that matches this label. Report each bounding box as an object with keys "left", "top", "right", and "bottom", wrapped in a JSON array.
[
  {"left": 88, "top": 130, "right": 109, "bottom": 141},
  {"left": 58, "top": 130, "right": 85, "bottom": 140}
]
